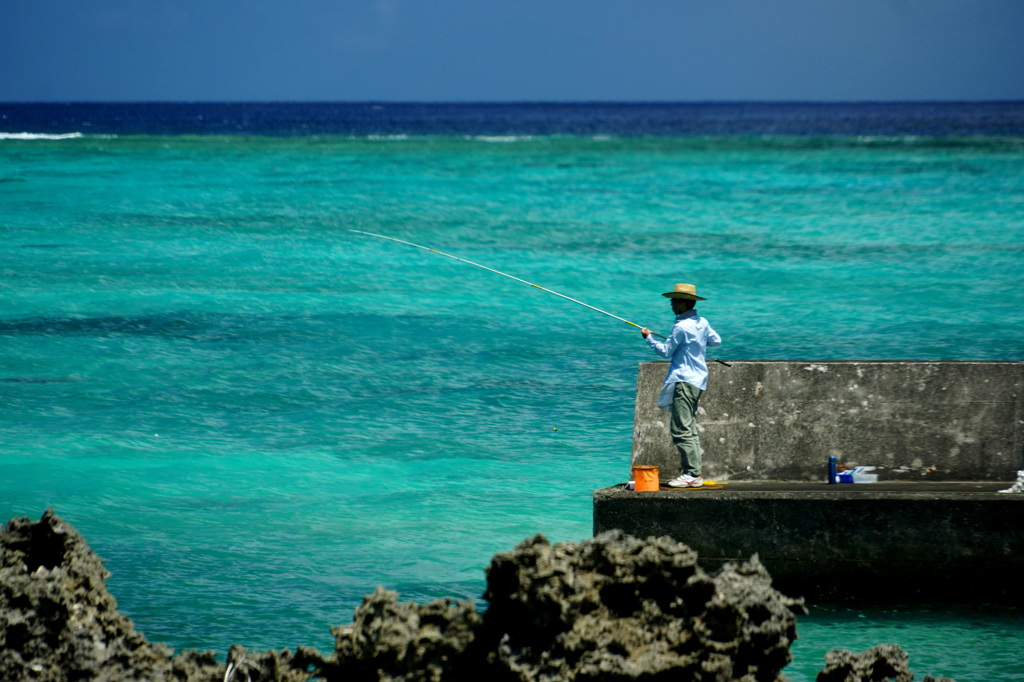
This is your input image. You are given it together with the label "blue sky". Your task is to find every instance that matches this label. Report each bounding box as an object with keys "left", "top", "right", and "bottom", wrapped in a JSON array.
[{"left": 2, "top": 0, "right": 1022, "bottom": 101}]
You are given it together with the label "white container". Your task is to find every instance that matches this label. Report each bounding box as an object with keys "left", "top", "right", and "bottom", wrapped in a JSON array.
[{"left": 851, "top": 466, "right": 878, "bottom": 483}]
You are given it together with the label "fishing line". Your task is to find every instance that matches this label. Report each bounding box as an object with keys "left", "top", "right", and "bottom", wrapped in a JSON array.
[{"left": 349, "top": 229, "right": 731, "bottom": 366}]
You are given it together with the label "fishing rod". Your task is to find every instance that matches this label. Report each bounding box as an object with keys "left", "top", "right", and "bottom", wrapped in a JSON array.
[
  {"left": 350, "top": 229, "right": 662, "bottom": 336},
  {"left": 349, "top": 229, "right": 731, "bottom": 366}
]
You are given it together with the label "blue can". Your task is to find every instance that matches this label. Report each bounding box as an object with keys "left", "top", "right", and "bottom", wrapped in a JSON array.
[{"left": 827, "top": 456, "right": 837, "bottom": 485}]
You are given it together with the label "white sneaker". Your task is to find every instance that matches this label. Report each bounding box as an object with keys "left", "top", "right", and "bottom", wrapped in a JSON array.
[
  {"left": 667, "top": 474, "right": 704, "bottom": 488},
  {"left": 998, "top": 470, "right": 1024, "bottom": 494}
]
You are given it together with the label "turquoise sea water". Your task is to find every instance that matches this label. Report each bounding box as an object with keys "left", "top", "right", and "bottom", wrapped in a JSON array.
[{"left": 2, "top": 106, "right": 1024, "bottom": 679}]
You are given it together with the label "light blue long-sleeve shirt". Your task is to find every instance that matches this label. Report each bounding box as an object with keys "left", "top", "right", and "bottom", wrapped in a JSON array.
[{"left": 645, "top": 309, "right": 721, "bottom": 410}]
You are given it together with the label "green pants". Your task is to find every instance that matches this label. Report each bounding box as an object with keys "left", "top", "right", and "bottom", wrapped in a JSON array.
[{"left": 670, "top": 381, "right": 704, "bottom": 477}]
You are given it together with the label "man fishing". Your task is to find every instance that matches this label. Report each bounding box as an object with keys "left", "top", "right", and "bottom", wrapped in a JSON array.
[
  {"left": 347, "top": 234, "right": 726, "bottom": 487},
  {"left": 641, "top": 284, "right": 721, "bottom": 489}
]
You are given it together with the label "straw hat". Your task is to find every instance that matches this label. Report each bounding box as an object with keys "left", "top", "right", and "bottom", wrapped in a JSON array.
[{"left": 662, "top": 283, "right": 706, "bottom": 300}]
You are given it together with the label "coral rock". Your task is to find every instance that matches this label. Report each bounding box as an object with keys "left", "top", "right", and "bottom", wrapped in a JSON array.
[
  {"left": 815, "top": 644, "right": 956, "bottom": 682},
  {"left": 1, "top": 510, "right": 956, "bottom": 682},
  {"left": 478, "top": 531, "right": 806, "bottom": 682},
  {"left": 0, "top": 509, "right": 309, "bottom": 682}
]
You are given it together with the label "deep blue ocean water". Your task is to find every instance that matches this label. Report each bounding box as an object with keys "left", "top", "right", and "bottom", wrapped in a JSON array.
[{"left": 2, "top": 102, "right": 1023, "bottom": 680}]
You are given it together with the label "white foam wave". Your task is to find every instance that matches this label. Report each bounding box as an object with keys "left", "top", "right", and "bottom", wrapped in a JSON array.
[
  {"left": 468, "top": 135, "right": 534, "bottom": 143},
  {"left": 0, "top": 132, "right": 84, "bottom": 141}
]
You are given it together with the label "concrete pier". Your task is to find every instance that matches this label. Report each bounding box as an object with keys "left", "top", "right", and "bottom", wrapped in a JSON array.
[
  {"left": 632, "top": 361, "right": 1024, "bottom": 482},
  {"left": 596, "top": 361, "right": 1024, "bottom": 603},
  {"left": 593, "top": 481, "right": 1024, "bottom": 604}
]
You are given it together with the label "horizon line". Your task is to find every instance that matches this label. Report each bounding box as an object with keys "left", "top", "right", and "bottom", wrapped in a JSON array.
[{"left": 3, "top": 98, "right": 1024, "bottom": 106}]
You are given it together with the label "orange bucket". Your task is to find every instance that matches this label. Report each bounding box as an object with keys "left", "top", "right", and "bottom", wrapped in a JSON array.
[{"left": 632, "top": 465, "right": 660, "bottom": 492}]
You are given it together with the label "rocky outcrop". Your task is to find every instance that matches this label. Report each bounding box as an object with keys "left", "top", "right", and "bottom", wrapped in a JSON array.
[
  {"left": 0, "top": 508, "right": 177, "bottom": 681},
  {"left": 476, "top": 533, "right": 803, "bottom": 681},
  {"left": 321, "top": 532, "right": 805, "bottom": 681},
  {"left": 815, "top": 644, "right": 956, "bottom": 682},
  {"left": 1, "top": 510, "right": 954, "bottom": 681},
  {"left": 0, "top": 509, "right": 309, "bottom": 682}
]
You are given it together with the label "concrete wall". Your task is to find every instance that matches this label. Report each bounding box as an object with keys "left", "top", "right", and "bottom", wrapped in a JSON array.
[
  {"left": 593, "top": 482, "right": 1024, "bottom": 604},
  {"left": 632, "top": 361, "right": 1024, "bottom": 482}
]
